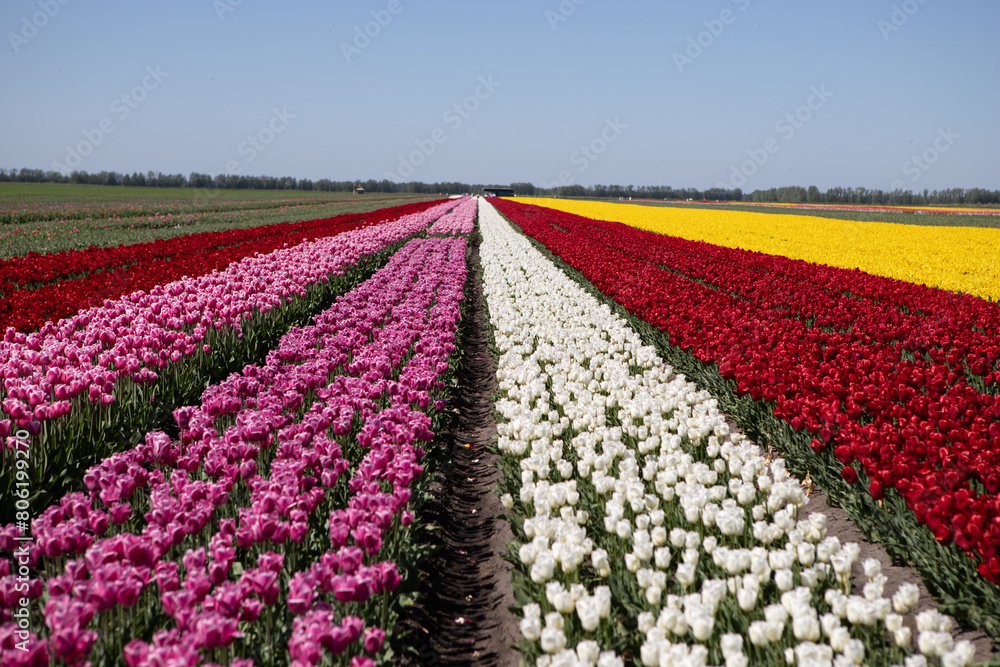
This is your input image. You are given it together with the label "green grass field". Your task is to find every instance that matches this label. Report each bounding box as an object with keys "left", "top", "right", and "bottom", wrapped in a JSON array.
[
  {"left": 0, "top": 182, "right": 371, "bottom": 205},
  {"left": 0, "top": 183, "right": 439, "bottom": 258}
]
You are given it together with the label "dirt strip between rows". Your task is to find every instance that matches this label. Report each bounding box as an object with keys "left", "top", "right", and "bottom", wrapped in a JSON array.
[{"left": 399, "top": 234, "right": 520, "bottom": 666}]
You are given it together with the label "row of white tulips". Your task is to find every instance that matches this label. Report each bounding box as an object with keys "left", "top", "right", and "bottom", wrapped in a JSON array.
[{"left": 477, "top": 198, "right": 975, "bottom": 667}]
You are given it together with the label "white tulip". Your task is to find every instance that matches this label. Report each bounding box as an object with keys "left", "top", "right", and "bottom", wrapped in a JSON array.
[
  {"left": 684, "top": 531, "right": 701, "bottom": 551},
  {"left": 941, "top": 641, "right": 976, "bottom": 667},
  {"left": 591, "top": 548, "right": 610, "bottom": 577},
  {"left": 639, "top": 640, "right": 662, "bottom": 667},
  {"left": 795, "top": 642, "right": 834, "bottom": 664},
  {"left": 634, "top": 542, "right": 653, "bottom": 563},
  {"left": 576, "top": 596, "right": 601, "bottom": 632},
  {"left": 540, "top": 627, "right": 566, "bottom": 654},
  {"left": 793, "top": 614, "right": 821, "bottom": 642},
  {"left": 797, "top": 542, "right": 816, "bottom": 567},
  {"left": 864, "top": 576, "right": 886, "bottom": 602},
  {"left": 894, "top": 583, "right": 921, "bottom": 614},
  {"left": 769, "top": 550, "right": 795, "bottom": 571},
  {"left": 846, "top": 597, "right": 878, "bottom": 626},
  {"left": 817, "top": 536, "right": 841, "bottom": 562},
  {"left": 916, "top": 608, "right": 953, "bottom": 633},
  {"left": 842, "top": 638, "right": 865, "bottom": 664},
  {"left": 554, "top": 591, "right": 575, "bottom": 614},
  {"left": 652, "top": 546, "right": 672, "bottom": 570},
  {"left": 576, "top": 640, "right": 600, "bottom": 666},
  {"left": 774, "top": 568, "right": 794, "bottom": 592},
  {"left": 689, "top": 612, "right": 715, "bottom": 641},
  {"left": 720, "top": 633, "right": 743, "bottom": 659},
  {"left": 737, "top": 588, "right": 757, "bottom": 612},
  {"left": 821, "top": 612, "right": 841, "bottom": 637},
  {"left": 799, "top": 567, "right": 820, "bottom": 590},
  {"left": 638, "top": 611, "right": 655, "bottom": 634},
  {"left": 747, "top": 621, "right": 776, "bottom": 647},
  {"left": 520, "top": 615, "right": 542, "bottom": 642},
  {"left": 624, "top": 553, "right": 639, "bottom": 573},
  {"left": 918, "top": 630, "right": 954, "bottom": 657},
  {"left": 530, "top": 552, "right": 556, "bottom": 583},
  {"left": 829, "top": 626, "right": 851, "bottom": 653}
]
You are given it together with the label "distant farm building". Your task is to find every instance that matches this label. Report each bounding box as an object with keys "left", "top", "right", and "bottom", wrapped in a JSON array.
[{"left": 482, "top": 187, "right": 514, "bottom": 197}]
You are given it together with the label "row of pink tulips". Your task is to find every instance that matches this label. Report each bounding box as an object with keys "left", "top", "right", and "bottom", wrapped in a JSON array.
[{"left": 427, "top": 197, "right": 477, "bottom": 235}]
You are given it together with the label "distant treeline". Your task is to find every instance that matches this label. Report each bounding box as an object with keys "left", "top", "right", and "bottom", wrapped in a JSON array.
[
  {"left": 532, "top": 183, "right": 1000, "bottom": 206},
  {"left": 747, "top": 185, "right": 1000, "bottom": 206},
  {"left": 524, "top": 183, "right": 742, "bottom": 201},
  {"left": 2, "top": 168, "right": 997, "bottom": 206},
  {"left": 0, "top": 168, "right": 475, "bottom": 196}
]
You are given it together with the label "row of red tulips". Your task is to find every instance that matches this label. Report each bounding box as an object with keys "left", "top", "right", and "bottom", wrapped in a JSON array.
[
  {"left": 492, "top": 198, "right": 1000, "bottom": 583},
  {"left": 0, "top": 200, "right": 444, "bottom": 333}
]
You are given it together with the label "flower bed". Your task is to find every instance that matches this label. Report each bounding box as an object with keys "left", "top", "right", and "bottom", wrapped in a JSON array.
[
  {"left": 0, "top": 228, "right": 471, "bottom": 666},
  {"left": 0, "top": 199, "right": 460, "bottom": 523},
  {"left": 480, "top": 198, "right": 976, "bottom": 667},
  {"left": 0, "top": 200, "right": 444, "bottom": 333},
  {"left": 518, "top": 198, "right": 1000, "bottom": 303},
  {"left": 490, "top": 198, "right": 1000, "bottom": 584}
]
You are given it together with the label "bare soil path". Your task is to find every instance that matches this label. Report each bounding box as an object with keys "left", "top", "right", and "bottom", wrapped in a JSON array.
[{"left": 398, "top": 234, "right": 520, "bottom": 666}]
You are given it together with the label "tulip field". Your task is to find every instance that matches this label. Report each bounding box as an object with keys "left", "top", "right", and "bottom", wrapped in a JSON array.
[{"left": 2, "top": 192, "right": 1000, "bottom": 666}]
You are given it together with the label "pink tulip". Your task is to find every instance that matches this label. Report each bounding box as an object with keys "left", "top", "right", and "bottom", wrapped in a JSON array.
[{"left": 363, "top": 626, "right": 386, "bottom": 655}]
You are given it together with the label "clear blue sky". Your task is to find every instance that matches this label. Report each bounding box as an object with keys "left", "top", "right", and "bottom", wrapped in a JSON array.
[{"left": 2, "top": 0, "right": 997, "bottom": 192}]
